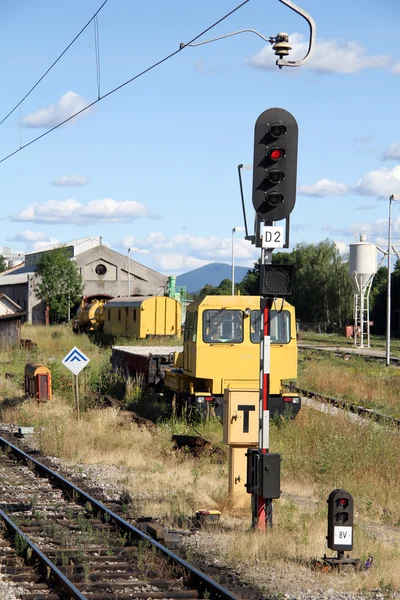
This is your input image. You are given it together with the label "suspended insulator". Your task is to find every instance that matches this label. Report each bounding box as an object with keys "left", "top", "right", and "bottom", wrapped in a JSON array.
[{"left": 272, "top": 33, "right": 292, "bottom": 58}]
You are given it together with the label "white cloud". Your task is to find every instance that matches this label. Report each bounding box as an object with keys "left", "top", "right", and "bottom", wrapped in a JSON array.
[
  {"left": 392, "top": 62, "right": 400, "bottom": 75},
  {"left": 33, "top": 238, "right": 60, "bottom": 251},
  {"left": 334, "top": 241, "right": 349, "bottom": 255},
  {"left": 158, "top": 254, "right": 211, "bottom": 272},
  {"left": 120, "top": 232, "right": 258, "bottom": 273},
  {"left": 354, "top": 204, "right": 375, "bottom": 211},
  {"left": 356, "top": 135, "right": 373, "bottom": 144},
  {"left": 21, "top": 91, "right": 91, "bottom": 128},
  {"left": 246, "top": 33, "right": 392, "bottom": 74},
  {"left": 7, "top": 230, "right": 49, "bottom": 242},
  {"left": 12, "top": 198, "right": 153, "bottom": 225},
  {"left": 298, "top": 179, "right": 349, "bottom": 197},
  {"left": 192, "top": 60, "right": 216, "bottom": 74},
  {"left": 354, "top": 164, "right": 400, "bottom": 197},
  {"left": 303, "top": 164, "right": 400, "bottom": 200},
  {"left": 322, "top": 217, "right": 395, "bottom": 238},
  {"left": 51, "top": 175, "right": 89, "bottom": 187},
  {"left": 291, "top": 223, "right": 312, "bottom": 232},
  {"left": 382, "top": 143, "right": 400, "bottom": 161},
  {"left": 123, "top": 233, "right": 256, "bottom": 261}
]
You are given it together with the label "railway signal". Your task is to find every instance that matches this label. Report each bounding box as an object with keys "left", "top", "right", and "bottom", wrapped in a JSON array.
[
  {"left": 252, "top": 108, "right": 298, "bottom": 223},
  {"left": 239, "top": 107, "right": 299, "bottom": 531},
  {"left": 327, "top": 489, "right": 354, "bottom": 552}
]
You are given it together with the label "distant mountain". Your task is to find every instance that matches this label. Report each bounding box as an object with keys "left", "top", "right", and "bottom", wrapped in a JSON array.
[{"left": 176, "top": 262, "right": 249, "bottom": 293}]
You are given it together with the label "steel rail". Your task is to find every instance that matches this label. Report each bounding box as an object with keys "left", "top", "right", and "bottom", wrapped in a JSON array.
[
  {"left": 298, "top": 344, "right": 400, "bottom": 365},
  {"left": 289, "top": 386, "right": 400, "bottom": 429},
  {"left": 0, "top": 436, "right": 240, "bottom": 600},
  {"left": 0, "top": 507, "right": 86, "bottom": 600}
]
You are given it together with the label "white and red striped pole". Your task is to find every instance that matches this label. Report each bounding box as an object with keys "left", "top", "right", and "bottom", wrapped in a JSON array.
[{"left": 252, "top": 292, "right": 273, "bottom": 530}]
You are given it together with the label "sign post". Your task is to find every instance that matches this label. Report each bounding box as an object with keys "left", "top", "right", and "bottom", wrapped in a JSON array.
[{"left": 61, "top": 346, "right": 90, "bottom": 415}]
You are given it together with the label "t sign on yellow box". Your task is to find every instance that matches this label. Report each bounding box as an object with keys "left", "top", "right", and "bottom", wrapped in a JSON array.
[{"left": 223, "top": 389, "right": 259, "bottom": 445}]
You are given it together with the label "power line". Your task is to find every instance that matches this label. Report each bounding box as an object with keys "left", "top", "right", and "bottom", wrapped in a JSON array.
[
  {"left": 0, "top": 0, "right": 109, "bottom": 127},
  {"left": 0, "top": 0, "right": 250, "bottom": 166}
]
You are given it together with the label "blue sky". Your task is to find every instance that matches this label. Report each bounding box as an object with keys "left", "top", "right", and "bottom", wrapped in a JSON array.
[{"left": 0, "top": 0, "right": 400, "bottom": 274}]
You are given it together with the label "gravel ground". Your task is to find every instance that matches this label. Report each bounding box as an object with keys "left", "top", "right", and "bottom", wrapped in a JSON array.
[{"left": 1, "top": 421, "right": 400, "bottom": 600}]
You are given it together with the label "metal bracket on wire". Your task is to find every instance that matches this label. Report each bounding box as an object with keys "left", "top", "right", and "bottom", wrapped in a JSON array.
[{"left": 179, "top": 0, "right": 316, "bottom": 68}]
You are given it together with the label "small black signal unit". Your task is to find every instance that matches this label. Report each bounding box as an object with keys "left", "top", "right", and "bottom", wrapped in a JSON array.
[{"left": 327, "top": 489, "right": 354, "bottom": 552}]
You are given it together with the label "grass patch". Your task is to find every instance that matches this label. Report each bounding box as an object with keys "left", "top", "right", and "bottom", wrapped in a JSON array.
[
  {"left": 297, "top": 350, "right": 400, "bottom": 417},
  {"left": 299, "top": 331, "right": 400, "bottom": 356},
  {"left": 1, "top": 324, "right": 400, "bottom": 592}
]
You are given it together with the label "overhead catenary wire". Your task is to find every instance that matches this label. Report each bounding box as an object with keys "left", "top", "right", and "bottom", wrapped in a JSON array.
[
  {"left": 0, "top": 0, "right": 250, "bottom": 166},
  {"left": 0, "top": 0, "right": 109, "bottom": 127},
  {"left": 94, "top": 15, "right": 101, "bottom": 100}
]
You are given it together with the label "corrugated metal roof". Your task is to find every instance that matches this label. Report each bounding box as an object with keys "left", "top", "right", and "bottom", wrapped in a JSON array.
[
  {"left": 25, "top": 236, "right": 111, "bottom": 256},
  {"left": 105, "top": 296, "right": 157, "bottom": 308},
  {"left": 0, "top": 264, "right": 34, "bottom": 276},
  {"left": 0, "top": 274, "right": 30, "bottom": 286}
]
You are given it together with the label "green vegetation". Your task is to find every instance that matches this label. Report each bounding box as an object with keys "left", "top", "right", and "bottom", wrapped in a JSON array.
[
  {"left": 199, "top": 278, "right": 236, "bottom": 296},
  {"left": 2, "top": 323, "right": 400, "bottom": 591},
  {"left": 34, "top": 247, "right": 84, "bottom": 323},
  {"left": 196, "top": 238, "right": 400, "bottom": 339},
  {"left": 297, "top": 349, "right": 400, "bottom": 417},
  {"left": 0, "top": 255, "right": 6, "bottom": 273}
]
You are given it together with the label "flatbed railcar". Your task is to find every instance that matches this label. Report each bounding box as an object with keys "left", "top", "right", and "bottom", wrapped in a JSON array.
[
  {"left": 112, "top": 295, "right": 300, "bottom": 419},
  {"left": 111, "top": 345, "right": 182, "bottom": 387}
]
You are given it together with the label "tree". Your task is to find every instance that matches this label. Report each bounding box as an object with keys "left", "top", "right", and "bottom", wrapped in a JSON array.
[
  {"left": 198, "top": 278, "right": 235, "bottom": 296},
  {"left": 369, "top": 266, "right": 388, "bottom": 334},
  {"left": 34, "top": 248, "right": 84, "bottom": 323},
  {"left": 239, "top": 260, "right": 260, "bottom": 296},
  {"left": 0, "top": 255, "right": 6, "bottom": 273},
  {"left": 240, "top": 240, "right": 353, "bottom": 329}
]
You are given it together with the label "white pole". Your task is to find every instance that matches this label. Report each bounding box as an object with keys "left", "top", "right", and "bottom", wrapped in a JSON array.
[
  {"left": 128, "top": 248, "right": 131, "bottom": 297},
  {"left": 387, "top": 196, "right": 393, "bottom": 366},
  {"left": 231, "top": 227, "right": 244, "bottom": 296},
  {"left": 231, "top": 229, "right": 235, "bottom": 295}
]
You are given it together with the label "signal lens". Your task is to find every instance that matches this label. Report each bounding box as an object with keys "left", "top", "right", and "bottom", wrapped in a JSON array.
[
  {"left": 338, "top": 498, "right": 348, "bottom": 507},
  {"left": 265, "top": 270, "right": 290, "bottom": 294},
  {"left": 270, "top": 123, "right": 286, "bottom": 138},
  {"left": 266, "top": 192, "right": 284, "bottom": 207},
  {"left": 269, "top": 148, "right": 284, "bottom": 161},
  {"left": 267, "top": 169, "right": 284, "bottom": 184}
]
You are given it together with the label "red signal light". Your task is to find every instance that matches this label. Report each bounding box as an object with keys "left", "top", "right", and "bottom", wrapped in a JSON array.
[
  {"left": 269, "top": 148, "right": 284, "bottom": 161},
  {"left": 338, "top": 498, "right": 348, "bottom": 507}
]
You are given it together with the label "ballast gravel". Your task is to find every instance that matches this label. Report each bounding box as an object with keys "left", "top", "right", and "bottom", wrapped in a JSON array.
[{"left": 1, "top": 423, "right": 399, "bottom": 600}]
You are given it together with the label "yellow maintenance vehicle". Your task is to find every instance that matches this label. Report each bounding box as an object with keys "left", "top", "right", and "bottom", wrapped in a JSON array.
[{"left": 163, "top": 294, "right": 300, "bottom": 418}]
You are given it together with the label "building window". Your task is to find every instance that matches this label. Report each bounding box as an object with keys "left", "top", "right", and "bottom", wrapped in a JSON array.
[
  {"left": 95, "top": 264, "right": 107, "bottom": 276},
  {"left": 118, "top": 309, "right": 121, "bottom": 322},
  {"left": 133, "top": 308, "right": 137, "bottom": 322}
]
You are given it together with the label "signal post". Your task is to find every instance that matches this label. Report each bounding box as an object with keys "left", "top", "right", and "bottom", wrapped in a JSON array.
[{"left": 246, "top": 108, "right": 298, "bottom": 529}]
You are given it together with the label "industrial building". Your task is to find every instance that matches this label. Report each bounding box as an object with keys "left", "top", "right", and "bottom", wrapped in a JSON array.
[
  {"left": 0, "top": 237, "right": 168, "bottom": 324},
  {"left": 0, "top": 294, "right": 25, "bottom": 347}
]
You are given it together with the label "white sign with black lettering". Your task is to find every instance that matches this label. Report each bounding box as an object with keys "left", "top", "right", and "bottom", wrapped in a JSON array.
[
  {"left": 334, "top": 526, "right": 352, "bottom": 546},
  {"left": 261, "top": 225, "right": 284, "bottom": 249}
]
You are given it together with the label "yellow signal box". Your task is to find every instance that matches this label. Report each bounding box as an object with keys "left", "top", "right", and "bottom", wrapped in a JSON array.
[
  {"left": 224, "top": 389, "right": 260, "bottom": 506},
  {"left": 228, "top": 445, "right": 257, "bottom": 506},
  {"left": 223, "top": 389, "right": 259, "bottom": 445}
]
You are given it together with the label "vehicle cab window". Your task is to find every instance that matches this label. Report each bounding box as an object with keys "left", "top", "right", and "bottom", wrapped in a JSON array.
[
  {"left": 250, "top": 310, "right": 290, "bottom": 344},
  {"left": 203, "top": 310, "right": 243, "bottom": 343}
]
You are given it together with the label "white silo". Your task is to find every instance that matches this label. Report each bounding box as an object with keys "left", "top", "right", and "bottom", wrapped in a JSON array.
[{"left": 349, "top": 234, "right": 377, "bottom": 348}]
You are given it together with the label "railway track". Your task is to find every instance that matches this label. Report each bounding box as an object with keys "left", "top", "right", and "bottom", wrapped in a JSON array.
[
  {"left": 289, "top": 385, "right": 400, "bottom": 429},
  {"left": 298, "top": 343, "right": 400, "bottom": 365},
  {"left": 0, "top": 435, "right": 247, "bottom": 600}
]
